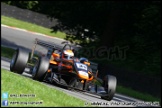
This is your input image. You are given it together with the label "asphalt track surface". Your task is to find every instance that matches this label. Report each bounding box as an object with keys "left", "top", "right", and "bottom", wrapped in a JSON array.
[{"left": 1, "top": 25, "right": 160, "bottom": 107}]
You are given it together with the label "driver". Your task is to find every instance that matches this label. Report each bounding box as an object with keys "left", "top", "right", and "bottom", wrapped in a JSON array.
[
  {"left": 80, "top": 57, "right": 90, "bottom": 66},
  {"left": 59, "top": 49, "right": 74, "bottom": 72},
  {"left": 62, "top": 49, "right": 74, "bottom": 60},
  {"left": 51, "top": 49, "right": 74, "bottom": 62}
]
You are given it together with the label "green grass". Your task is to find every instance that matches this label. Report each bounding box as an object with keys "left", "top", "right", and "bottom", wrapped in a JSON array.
[
  {"left": 1, "top": 69, "right": 90, "bottom": 107},
  {"left": 1, "top": 46, "right": 160, "bottom": 103},
  {"left": 1, "top": 46, "right": 15, "bottom": 59},
  {"left": 1, "top": 15, "right": 66, "bottom": 39},
  {"left": 116, "top": 85, "right": 160, "bottom": 102}
]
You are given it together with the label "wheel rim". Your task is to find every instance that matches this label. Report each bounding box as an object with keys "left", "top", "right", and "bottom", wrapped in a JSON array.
[
  {"left": 10, "top": 53, "right": 16, "bottom": 68},
  {"left": 32, "top": 62, "right": 38, "bottom": 77}
]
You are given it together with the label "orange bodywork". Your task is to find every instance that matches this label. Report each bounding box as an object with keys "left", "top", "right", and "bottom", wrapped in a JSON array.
[
  {"left": 52, "top": 53, "right": 60, "bottom": 59},
  {"left": 84, "top": 61, "right": 90, "bottom": 66},
  {"left": 50, "top": 60, "right": 58, "bottom": 65},
  {"left": 87, "top": 71, "right": 94, "bottom": 81},
  {"left": 78, "top": 74, "right": 89, "bottom": 80},
  {"left": 49, "top": 52, "right": 94, "bottom": 81},
  {"left": 47, "top": 69, "right": 51, "bottom": 73},
  {"left": 50, "top": 53, "right": 60, "bottom": 65},
  {"left": 78, "top": 70, "right": 94, "bottom": 81},
  {"left": 61, "top": 63, "right": 73, "bottom": 72}
]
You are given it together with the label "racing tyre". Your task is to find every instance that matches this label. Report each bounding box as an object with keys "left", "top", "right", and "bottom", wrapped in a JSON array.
[
  {"left": 10, "top": 48, "right": 29, "bottom": 74},
  {"left": 101, "top": 75, "right": 117, "bottom": 101},
  {"left": 32, "top": 57, "right": 50, "bottom": 81}
]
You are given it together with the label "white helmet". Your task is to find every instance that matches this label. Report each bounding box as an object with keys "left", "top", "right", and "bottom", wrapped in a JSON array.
[{"left": 63, "top": 50, "right": 74, "bottom": 60}]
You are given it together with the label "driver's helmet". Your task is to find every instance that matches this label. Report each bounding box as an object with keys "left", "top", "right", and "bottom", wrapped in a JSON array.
[
  {"left": 62, "top": 50, "right": 74, "bottom": 60},
  {"left": 80, "top": 57, "right": 90, "bottom": 66}
]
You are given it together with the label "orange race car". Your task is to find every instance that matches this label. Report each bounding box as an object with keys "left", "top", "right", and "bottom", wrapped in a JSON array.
[{"left": 10, "top": 38, "right": 117, "bottom": 101}]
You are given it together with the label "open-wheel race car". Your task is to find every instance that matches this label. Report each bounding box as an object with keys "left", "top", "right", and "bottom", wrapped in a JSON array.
[{"left": 10, "top": 38, "right": 117, "bottom": 101}]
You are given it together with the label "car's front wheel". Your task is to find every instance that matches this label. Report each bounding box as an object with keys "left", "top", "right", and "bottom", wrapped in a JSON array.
[{"left": 101, "top": 75, "right": 117, "bottom": 101}]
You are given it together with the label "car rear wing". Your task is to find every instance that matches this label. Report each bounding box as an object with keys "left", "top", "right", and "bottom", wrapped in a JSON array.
[
  {"left": 30, "top": 38, "right": 62, "bottom": 60},
  {"left": 30, "top": 38, "right": 82, "bottom": 60},
  {"left": 35, "top": 38, "right": 63, "bottom": 49}
]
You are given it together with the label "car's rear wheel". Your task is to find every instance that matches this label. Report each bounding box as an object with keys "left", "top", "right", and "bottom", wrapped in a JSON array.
[
  {"left": 101, "top": 75, "right": 117, "bottom": 101},
  {"left": 32, "top": 57, "right": 50, "bottom": 81},
  {"left": 10, "top": 48, "right": 29, "bottom": 74}
]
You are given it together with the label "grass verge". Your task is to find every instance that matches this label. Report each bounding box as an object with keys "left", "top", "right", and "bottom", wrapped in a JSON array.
[
  {"left": 1, "top": 15, "right": 66, "bottom": 39},
  {"left": 1, "top": 69, "right": 90, "bottom": 107},
  {"left": 1, "top": 45, "right": 160, "bottom": 103},
  {"left": 116, "top": 85, "right": 160, "bottom": 102},
  {"left": 1, "top": 46, "right": 15, "bottom": 59}
]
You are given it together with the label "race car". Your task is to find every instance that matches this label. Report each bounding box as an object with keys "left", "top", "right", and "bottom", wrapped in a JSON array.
[{"left": 10, "top": 38, "right": 117, "bottom": 101}]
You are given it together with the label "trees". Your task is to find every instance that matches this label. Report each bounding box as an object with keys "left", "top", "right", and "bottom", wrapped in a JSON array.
[{"left": 2, "top": 1, "right": 161, "bottom": 75}]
